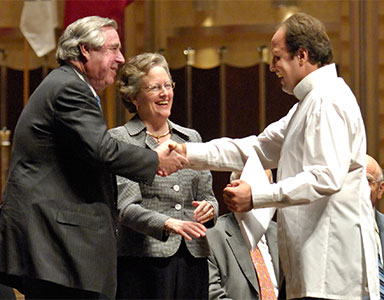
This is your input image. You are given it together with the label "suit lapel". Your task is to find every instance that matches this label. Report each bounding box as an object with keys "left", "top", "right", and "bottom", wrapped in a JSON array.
[{"left": 226, "top": 213, "right": 260, "bottom": 293}]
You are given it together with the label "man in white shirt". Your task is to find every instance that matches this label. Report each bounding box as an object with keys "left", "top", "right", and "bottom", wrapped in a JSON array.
[{"left": 172, "top": 13, "right": 378, "bottom": 299}]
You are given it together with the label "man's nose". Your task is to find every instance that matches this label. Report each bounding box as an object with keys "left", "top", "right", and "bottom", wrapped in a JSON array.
[{"left": 116, "top": 49, "right": 125, "bottom": 64}]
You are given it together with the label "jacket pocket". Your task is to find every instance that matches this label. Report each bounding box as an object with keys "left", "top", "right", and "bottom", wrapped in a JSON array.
[{"left": 56, "top": 210, "right": 101, "bottom": 231}]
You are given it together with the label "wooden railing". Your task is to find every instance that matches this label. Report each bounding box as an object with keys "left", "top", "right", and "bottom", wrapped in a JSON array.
[{"left": 0, "top": 127, "right": 11, "bottom": 204}]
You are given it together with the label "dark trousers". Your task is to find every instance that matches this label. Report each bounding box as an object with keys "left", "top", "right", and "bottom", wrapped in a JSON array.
[
  {"left": 23, "top": 278, "right": 105, "bottom": 300},
  {"left": 116, "top": 241, "right": 208, "bottom": 299}
]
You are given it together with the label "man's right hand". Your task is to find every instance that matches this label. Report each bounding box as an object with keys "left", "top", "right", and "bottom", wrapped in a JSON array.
[
  {"left": 223, "top": 179, "right": 253, "bottom": 212},
  {"left": 155, "top": 140, "right": 189, "bottom": 176}
]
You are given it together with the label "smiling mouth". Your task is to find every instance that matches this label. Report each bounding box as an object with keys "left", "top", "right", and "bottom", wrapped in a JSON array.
[
  {"left": 277, "top": 73, "right": 283, "bottom": 79},
  {"left": 157, "top": 101, "right": 169, "bottom": 105}
]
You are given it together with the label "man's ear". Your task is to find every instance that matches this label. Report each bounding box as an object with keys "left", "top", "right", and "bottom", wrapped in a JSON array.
[
  {"left": 79, "top": 44, "right": 90, "bottom": 61},
  {"left": 378, "top": 181, "right": 384, "bottom": 200},
  {"left": 297, "top": 48, "right": 308, "bottom": 62}
]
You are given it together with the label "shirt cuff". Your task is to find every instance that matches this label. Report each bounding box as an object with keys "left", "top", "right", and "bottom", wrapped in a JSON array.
[
  {"left": 186, "top": 142, "right": 207, "bottom": 169},
  {"left": 251, "top": 183, "right": 276, "bottom": 209}
]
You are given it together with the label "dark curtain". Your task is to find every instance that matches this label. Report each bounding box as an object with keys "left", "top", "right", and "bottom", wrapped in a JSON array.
[
  {"left": 264, "top": 65, "right": 297, "bottom": 126},
  {"left": 225, "top": 64, "right": 260, "bottom": 137},
  {"left": 191, "top": 66, "right": 221, "bottom": 142},
  {"left": 5, "top": 68, "right": 44, "bottom": 138},
  {"left": 170, "top": 67, "right": 187, "bottom": 128}
]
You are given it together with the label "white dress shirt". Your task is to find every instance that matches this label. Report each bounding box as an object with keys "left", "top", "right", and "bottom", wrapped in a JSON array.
[{"left": 186, "top": 64, "right": 379, "bottom": 299}]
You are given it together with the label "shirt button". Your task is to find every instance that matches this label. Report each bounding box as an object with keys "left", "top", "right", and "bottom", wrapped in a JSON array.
[
  {"left": 173, "top": 184, "right": 180, "bottom": 192},
  {"left": 175, "top": 203, "right": 182, "bottom": 211}
]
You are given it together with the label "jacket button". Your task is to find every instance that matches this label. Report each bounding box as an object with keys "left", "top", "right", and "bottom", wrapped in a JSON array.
[
  {"left": 173, "top": 184, "right": 180, "bottom": 192},
  {"left": 175, "top": 203, "right": 182, "bottom": 210}
]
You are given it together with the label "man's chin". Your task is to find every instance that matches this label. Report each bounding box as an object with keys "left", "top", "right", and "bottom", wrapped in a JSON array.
[{"left": 281, "top": 86, "right": 294, "bottom": 95}]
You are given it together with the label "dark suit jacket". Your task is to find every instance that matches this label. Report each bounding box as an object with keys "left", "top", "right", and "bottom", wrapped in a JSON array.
[
  {"left": 376, "top": 209, "right": 384, "bottom": 260},
  {"left": 0, "top": 64, "right": 158, "bottom": 298},
  {"left": 206, "top": 213, "right": 284, "bottom": 300}
]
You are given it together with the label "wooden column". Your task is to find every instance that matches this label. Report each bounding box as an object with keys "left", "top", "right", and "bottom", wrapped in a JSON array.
[
  {"left": 0, "top": 49, "right": 7, "bottom": 128},
  {"left": 218, "top": 46, "right": 227, "bottom": 137},
  {"left": 23, "top": 38, "right": 30, "bottom": 106},
  {"left": 184, "top": 47, "right": 194, "bottom": 128},
  {"left": 0, "top": 128, "right": 11, "bottom": 204}
]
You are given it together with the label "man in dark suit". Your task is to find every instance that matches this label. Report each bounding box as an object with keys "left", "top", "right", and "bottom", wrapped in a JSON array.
[
  {"left": 366, "top": 154, "right": 384, "bottom": 299},
  {"left": 206, "top": 170, "right": 284, "bottom": 300},
  {"left": 206, "top": 212, "right": 282, "bottom": 300},
  {"left": 0, "top": 16, "right": 189, "bottom": 299}
]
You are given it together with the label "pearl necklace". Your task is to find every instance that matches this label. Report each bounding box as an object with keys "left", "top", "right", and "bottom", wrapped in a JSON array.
[{"left": 146, "top": 127, "right": 170, "bottom": 143}]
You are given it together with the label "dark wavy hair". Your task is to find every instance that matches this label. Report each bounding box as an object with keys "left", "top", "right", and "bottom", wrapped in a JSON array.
[{"left": 282, "top": 13, "right": 333, "bottom": 67}]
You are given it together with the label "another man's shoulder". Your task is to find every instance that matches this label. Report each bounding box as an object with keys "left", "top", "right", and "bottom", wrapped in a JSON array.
[
  {"left": 376, "top": 209, "right": 384, "bottom": 221},
  {"left": 207, "top": 213, "right": 233, "bottom": 235}
]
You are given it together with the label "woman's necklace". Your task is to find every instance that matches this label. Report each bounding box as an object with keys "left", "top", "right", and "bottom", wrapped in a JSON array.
[{"left": 146, "top": 126, "right": 170, "bottom": 143}]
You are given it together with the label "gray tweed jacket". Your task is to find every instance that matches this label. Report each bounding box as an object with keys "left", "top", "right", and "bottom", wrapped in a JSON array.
[{"left": 108, "top": 115, "right": 218, "bottom": 258}]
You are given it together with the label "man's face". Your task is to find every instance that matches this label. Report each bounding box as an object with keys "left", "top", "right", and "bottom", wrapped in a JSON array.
[
  {"left": 366, "top": 158, "right": 384, "bottom": 207},
  {"left": 84, "top": 26, "right": 125, "bottom": 91},
  {"left": 269, "top": 27, "right": 303, "bottom": 95}
]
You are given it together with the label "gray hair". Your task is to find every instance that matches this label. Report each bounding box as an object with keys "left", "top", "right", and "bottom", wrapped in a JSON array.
[
  {"left": 56, "top": 16, "right": 118, "bottom": 65},
  {"left": 118, "top": 53, "right": 172, "bottom": 113},
  {"left": 378, "top": 166, "right": 384, "bottom": 183}
]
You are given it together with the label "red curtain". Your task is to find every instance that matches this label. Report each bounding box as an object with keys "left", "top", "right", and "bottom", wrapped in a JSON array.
[{"left": 63, "top": 0, "right": 133, "bottom": 30}]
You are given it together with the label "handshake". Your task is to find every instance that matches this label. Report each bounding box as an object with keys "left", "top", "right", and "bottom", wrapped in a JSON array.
[{"left": 154, "top": 140, "right": 188, "bottom": 176}]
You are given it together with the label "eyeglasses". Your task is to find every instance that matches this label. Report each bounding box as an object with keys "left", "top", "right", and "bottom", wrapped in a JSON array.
[
  {"left": 96, "top": 45, "right": 122, "bottom": 55},
  {"left": 144, "top": 81, "right": 175, "bottom": 93}
]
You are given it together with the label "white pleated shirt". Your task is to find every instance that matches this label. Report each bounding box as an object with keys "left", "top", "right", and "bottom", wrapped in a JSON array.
[{"left": 186, "top": 64, "right": 379, "bottom": 299}]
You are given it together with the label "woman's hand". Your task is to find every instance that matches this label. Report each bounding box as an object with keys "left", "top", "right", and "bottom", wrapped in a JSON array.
[
  {"left": 164, "top": 218, "right": 207, "bottom": 240},
  {"left": 192, "top": 200, "right": 215, "bottom": 224}
]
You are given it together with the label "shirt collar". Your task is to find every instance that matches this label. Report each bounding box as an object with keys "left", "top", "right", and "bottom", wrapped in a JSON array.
[
  {"left": 293, "top": 63, "right": 337, "bottom": 102},
  {"left": 70, "top": 65, "right": 98, "bottom": 98},
  {"left": 125, "top": 114, "right": 191, "bottom": 141}
]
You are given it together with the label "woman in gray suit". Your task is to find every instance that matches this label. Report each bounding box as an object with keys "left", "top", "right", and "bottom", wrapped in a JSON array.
[{"left": 109, "top": 53, "right": 218, "bottom": 299}]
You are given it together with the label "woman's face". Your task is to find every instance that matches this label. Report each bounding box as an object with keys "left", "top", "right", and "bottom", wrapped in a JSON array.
[{"left": 133, "top": 66, "right": 173, "bottom": 122}]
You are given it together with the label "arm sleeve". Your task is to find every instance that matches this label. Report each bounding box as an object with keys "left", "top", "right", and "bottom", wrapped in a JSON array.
[
  {"left": 208, "top": 255, "right": 233, "bottom": 300},
  {"left": 185, "top": 104, "right": 296, "bottom": 172},
  {"left": 54, "top": 80, "right": 158, "bottom": 184},
  {"left": 250, "top": 98, "right": 354, "bottom": 208},
  {"left": 192, "top": 131, "right": 219, "bottom": 228},
  {"left": 116, "top": 175, "right": 170, "bottom": 241}
]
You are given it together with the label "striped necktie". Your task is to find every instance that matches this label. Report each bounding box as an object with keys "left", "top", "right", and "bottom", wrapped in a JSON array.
[
  {"left": 249, "top": 246, "right": 277, "bottom": 300},
  {"left": 378, "top": 251, "right": 384, "bottom": 299},
  {"left": 375, "top": 218, "right": 384, "bottom": 299},
  {"left": 95, "top": 95, "right": 102, "bottom": 111}
]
